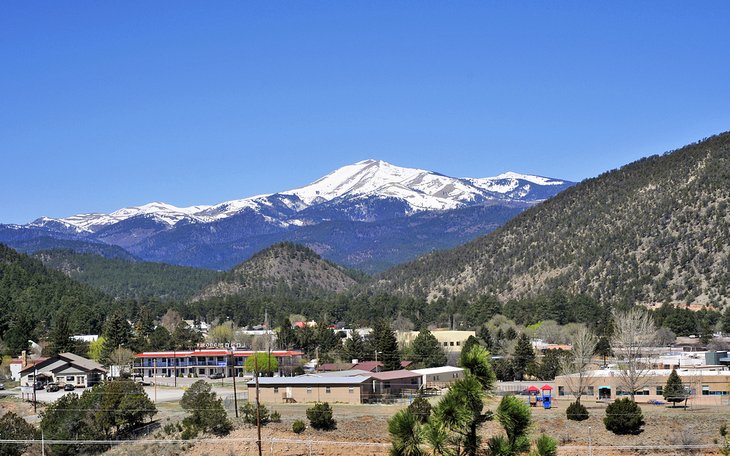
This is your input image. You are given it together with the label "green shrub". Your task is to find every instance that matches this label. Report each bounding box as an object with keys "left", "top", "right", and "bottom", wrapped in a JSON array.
[
  {"left": 566, "top": 401, "right": 589, "bottom": 421},
  {"left": 407, "top": 395, "right": 432, "bottom": 423},
  {"left": 270, "top": 410, "right": 281, "bottom": 423},
  {"left": 306, "top": 402, "right": 336, "bottom": 430},
  {"left": 292, "top": 419, "right": 306, "bottom": 434},
  {"left": 533, "top": 434, "right": 558, "bottom": 456},
  {"left": 241, "top": 401, "right": 270, "bottom": 425},
  {"left": 604, "top": 398, "right": 644, "bottom": 435}
]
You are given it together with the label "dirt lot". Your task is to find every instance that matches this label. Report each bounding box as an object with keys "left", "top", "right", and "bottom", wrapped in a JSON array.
[{"left": 101, "top": 397, "right": 730, "bottom": 456}]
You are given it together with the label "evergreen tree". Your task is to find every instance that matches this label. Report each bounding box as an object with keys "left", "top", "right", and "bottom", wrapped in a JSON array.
[
  {"left": 369, "top": 320, "right": 401, "bottom": 371},
  {"left": 663, "top": 368, "right": 688, "bottom": 407},
  {"left": 100, "top": 311, "right": 132, "bottom": 363},
  {"left": 478, "top": 326, "right": 493, "bottom": 352},
  {"left": 4, "top": 311, "right": 35, "bottom": 356},
  {"left": 180, "top": 380, "right": 232, "bottom": 436},
  {"left": 48, "top": 314, "right": 75, "bottom": 356},
  {"left": 147, "top": 326, "right": 173, "bottom": 351},
  {"left": 512, "top": 334, "right": 535, "bottom": 381},
  {"left": 172, "top": 321, "right": 202, "bottom": 350},
  {"left": 411, "top": 329, "right": 447, "bottom": 368},
  {"left": 461, "top": 335, "right": 480, "bottom": 359},
  {"left": 277, "top": 318, "right": 296, "bottom": 349},
  {"left": 343, "top": 330, "right": 367, "bottom": 362},
  {"left": 317, "top": 323, "right": 341, "bottom": 356},
  {"left": 722, "top": 307, "right": 730, "bottom": 336},
  {"left": 134, "top": 306, "right": 155, "bottom": 338}
]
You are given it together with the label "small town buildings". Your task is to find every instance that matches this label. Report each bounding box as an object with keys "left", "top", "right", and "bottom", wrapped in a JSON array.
[
  {"left": 554, "top": 367, "right": 730, "bottom": 405},
  {"left": 412, "top": 366, "right": 465, "bottom": 388},
  {"left": 248, "top": 375, "right": 373, "bottom": 404},
  {"left": 19, "top": 353, "right": 106, "bottom": 388},
  {"left": 132, "top": 349, "right": 304, "bottom": 378},
  {"left": 398, "top": 330, "right": 476, "bottom": 354}
]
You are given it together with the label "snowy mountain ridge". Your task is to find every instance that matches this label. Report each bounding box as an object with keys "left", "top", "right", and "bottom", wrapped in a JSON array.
[{"left": 29, "top": 159, "right": 571, "bottom": 233}]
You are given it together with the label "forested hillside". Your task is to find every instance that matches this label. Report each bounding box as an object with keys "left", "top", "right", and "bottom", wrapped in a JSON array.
[
  {"left": 378, "top": 132, "right": 730, "bottom": 308},
  {"left": 195, "top": 242, "right": 362, "bottom": 301},
  {"left": 33, "top": 249, "right": 220, "bottom": 300},
  {"left": 0, "top": 244, "right": 112, "bottom": 353}
]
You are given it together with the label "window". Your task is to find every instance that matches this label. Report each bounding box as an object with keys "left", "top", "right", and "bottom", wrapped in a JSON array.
[
  {"left": 558, "top": 386, "right": 565, "bottom": 396},
  {"left": 307, "top": 387, "right": 312, "bottom": 394},
  {"left": 66, "top": 376, "right": 74, "bottom": 382},
  {"left": 656, "top": 386, "right": 663, "bottom": 395},
  {"left": 326, "top": 386, "right": 331, "bottom": 394},
  {"left": 450, "top": 342, "right": 455, "bottom": 346},
  {"left": 456, "top": 341, "right": 460, "bottom": 346},
  {"left": 587, "top": 386, "right": 594, "bottom": 396},
  {"left": 443, "top": 342, "right": 448, "bottom": 347},
  {"left": 349, "top": 387, "right": 354, "bottom": 394},
  {"left": 702, "top": 385, "right": 710, "bottom": 396},
  {"left": 274, "top": 387, "right": 279, "bottom": 394}
]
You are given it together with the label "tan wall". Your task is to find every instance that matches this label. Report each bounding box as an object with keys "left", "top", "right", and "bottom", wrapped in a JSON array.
[
  {"left": 424, "top": 370, "right": 464, "bottom": 387},
  {"left": 250, "top": 384, "right": 363, "bottom": 404},
  {"left": 398, "top": 330, "right": 475, "bottom": 353},
  {"left": 555, "top": 372, "right": 730, "bottom": 405}
]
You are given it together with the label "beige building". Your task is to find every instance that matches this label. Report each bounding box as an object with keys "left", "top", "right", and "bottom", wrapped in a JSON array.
[
  {"left": 248, "top": 375, "right": 372, "bottom": 404},
  {"left": 555, "top": 367, "right": 730, "bottom": 405},
  {"left": 412, "top": 366, "right": 465, "bottom": 388},
  {"left": 398, "top": 330, "right": 476, "bottom": 353}
]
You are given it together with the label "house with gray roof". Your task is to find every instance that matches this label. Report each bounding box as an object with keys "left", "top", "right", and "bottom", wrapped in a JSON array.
[{"left": 19, "top": 352, "right": 106, "bottom": 388}]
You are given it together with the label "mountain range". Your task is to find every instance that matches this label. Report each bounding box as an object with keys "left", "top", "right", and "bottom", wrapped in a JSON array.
[
  {"left": 377, "top": 132, "right": 730, "bottom": 308},
  {"left": 0, "top": 160, "right": 573, "bottom": 272}
]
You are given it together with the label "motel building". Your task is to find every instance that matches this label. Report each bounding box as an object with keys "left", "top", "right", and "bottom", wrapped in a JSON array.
[{"left": 132, "top": 349, "right": 304, "bottom": 378}]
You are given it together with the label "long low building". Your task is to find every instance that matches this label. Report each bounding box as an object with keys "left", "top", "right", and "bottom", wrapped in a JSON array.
[
  {"left": 132, "top": 349, "right": 304, "bottom": 378},
  {"left": 555, "top": 367, "right": 730, "bottom": 405},
  {"left": 412, "top": 366, "right": 465, "bottom": 388},
  {"left": 248, "top": 369, "right": 424, "bottom": 404}
]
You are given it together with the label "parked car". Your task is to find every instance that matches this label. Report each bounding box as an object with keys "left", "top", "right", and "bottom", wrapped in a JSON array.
[
  {"left": 46, "top": 383, "right": 60, "bottom": 392},
  {"left": 34, "top": 382, "right": 45, "bottom": 390},
  {"left": 0, "top": 383, "right": 5, "bottom": 390},
  {"left": 63, "top": 383, "right": 76, "bottom": 391},
  {"left": 209, "top": 372, "right": 224, "bottom": 379}
]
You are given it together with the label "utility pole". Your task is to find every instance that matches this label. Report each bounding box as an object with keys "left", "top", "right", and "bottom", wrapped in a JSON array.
[
  {"left": 153, "top": 358, "right": 157, "bottom": 403},
  {"left": 173, "top": 348, "right": 177, "bottom": 388},
  {"left": 255, "top": 353, "right": 262, "bottom": 456},
  {"left": 231, "top": 348, "right": 239, "bottom": 418},
  {"left": 33, "top": 365, "right": 37, "bottom": 414}
]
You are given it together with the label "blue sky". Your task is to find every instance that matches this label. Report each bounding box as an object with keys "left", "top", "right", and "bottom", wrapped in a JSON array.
[{"left": 1, "top": 2, "right": 729, "bottom": 224}]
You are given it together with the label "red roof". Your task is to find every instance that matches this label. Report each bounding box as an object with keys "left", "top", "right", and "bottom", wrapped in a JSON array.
[
  {"left": 134, "top": 350, "right": 304, "bottom": 358},
  {"left": 541, "top": 384, "right": 553, "bottom": 391},
  {"left": 527, "top": 385, "right": 540, "bottom": 392},
  {"left": 351, "top": 360, "right": 413, "bottom": 372}
]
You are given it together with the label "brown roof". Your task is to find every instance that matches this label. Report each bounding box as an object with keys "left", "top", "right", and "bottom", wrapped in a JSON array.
[{"left": 370, "top": 370, "right": 422, "bottom": 381}]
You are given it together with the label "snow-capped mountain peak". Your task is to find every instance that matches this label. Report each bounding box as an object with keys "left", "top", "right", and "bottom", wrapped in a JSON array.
[{"left": 26, "top": 160, "right": 573, "bottom": 233}]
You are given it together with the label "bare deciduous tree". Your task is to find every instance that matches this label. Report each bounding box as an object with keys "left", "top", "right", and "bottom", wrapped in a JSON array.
[
  {"left": 610, "top": 308, "right": 658, "bottom": 401},
  {"left": 160, "top": 309, "right": 183, "bottom": 333},
  {"left": 109, "top": 347, "right": 134, "bottom": 377},
  {"left": 560, "top": 327, "right": 597, "bottom": 403}
]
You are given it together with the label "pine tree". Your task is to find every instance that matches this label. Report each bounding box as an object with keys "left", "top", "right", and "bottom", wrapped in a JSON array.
[
  {"left": 343, "top": 330, "right": 367, "bottom": 362},
  {"left": 663, "top": 368, "right": 688, "bottom": 407},
  {"left": 100, "top": 311, "right": 132, "bottom": 363},
  {"left": 513, "top": 334, "right": 535, "bottom": 381},
  {"left": 49, "top": 314, "right": 75, "bottom": 356},
  {"left": 721, "top": 307, "right": 730, "bottom": 336},
  {"left": 411, "top": 329, "right": 447, "bottom": 368},
  {"left": 369, "top": 320, "right": 401, "bottom": 371}
]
